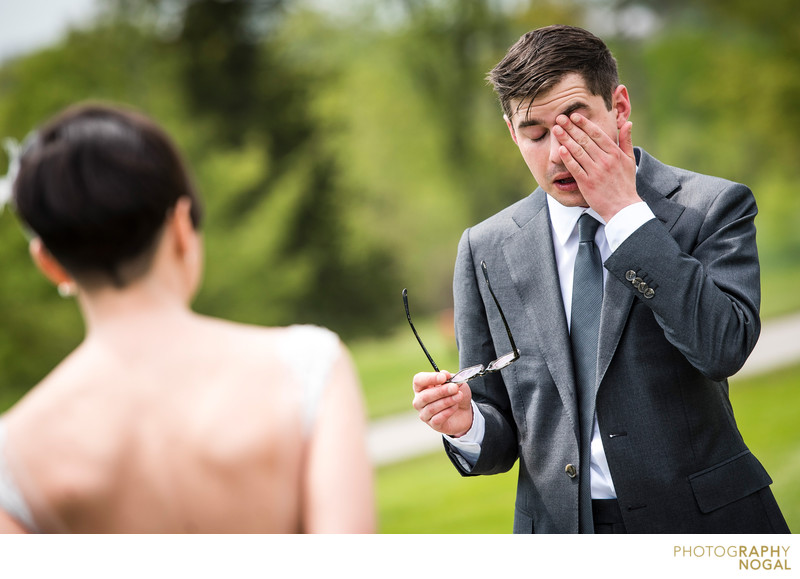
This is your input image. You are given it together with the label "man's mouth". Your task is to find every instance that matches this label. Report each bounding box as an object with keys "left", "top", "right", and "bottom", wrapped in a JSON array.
[{"left": 553, "top": 174, "right": 578, "bottom": 191}]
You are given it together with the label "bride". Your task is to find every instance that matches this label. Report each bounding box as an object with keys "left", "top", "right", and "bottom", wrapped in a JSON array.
[{"left": 0, "top": 103, "right": 375, "bottom": 533}]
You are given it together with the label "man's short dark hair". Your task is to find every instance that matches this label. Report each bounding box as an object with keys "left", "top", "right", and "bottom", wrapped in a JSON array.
[{"left": 488, "top": 25, "right": 619, "bottom": 119}]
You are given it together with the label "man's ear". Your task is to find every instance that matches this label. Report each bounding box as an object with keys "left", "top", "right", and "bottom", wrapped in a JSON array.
[
  {"left": 612, "top": 84, "right": 632, "bottom": 129},
  {"left": 29, "top": 238, "right": 74, "bottom": 288},
  {"left": 504, "top": 114, "right": 519, "bottom": 145}
]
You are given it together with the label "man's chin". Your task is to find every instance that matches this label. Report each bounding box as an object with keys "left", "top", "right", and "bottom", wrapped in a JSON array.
[{"left": 546, "top": 189, "right": 588, "bottom": 208}]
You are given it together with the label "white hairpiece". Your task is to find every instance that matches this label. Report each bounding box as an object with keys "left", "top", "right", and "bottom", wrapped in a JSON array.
[{"left": 0, "top": 138, "right": 22, "bottom": 214}]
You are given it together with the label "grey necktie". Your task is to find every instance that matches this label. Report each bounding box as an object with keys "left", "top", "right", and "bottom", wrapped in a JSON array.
[{"left": 570, "top": 213, "right": 603, "bottom": 534}]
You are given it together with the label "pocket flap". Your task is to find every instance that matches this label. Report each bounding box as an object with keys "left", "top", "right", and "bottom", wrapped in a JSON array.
[{"left": 689, "top": 450, "right": 773, "bottom": 514}]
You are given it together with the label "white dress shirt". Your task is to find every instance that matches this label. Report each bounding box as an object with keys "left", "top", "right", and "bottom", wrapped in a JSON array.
[{"left": 446, "top": 195, "right": 656, "bottom": 499}]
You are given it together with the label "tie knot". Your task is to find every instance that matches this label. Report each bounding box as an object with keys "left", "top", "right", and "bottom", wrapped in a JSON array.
[{"left": 577, "top": 213, "right": 600, "bottom": 243}]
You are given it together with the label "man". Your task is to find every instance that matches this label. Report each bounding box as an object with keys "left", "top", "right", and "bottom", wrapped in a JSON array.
[{"left": 411, "top": 24, "right": 789, "bottom": 533}]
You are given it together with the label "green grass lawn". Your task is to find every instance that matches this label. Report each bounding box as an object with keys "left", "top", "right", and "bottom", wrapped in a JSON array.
[
  {"left": 377, "top": 452, "right": 517, "bottom": 533},
  {"left": 730, "top": 363, "right": 800, "bottom": 533},
  {"left": 369, "top": 360, "right": 800, "bottom": 533}
]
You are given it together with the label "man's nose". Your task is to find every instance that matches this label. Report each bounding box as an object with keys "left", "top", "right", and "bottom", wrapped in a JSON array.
[{"left": 548, "top": 131, "right": 562, "bottom": 165}]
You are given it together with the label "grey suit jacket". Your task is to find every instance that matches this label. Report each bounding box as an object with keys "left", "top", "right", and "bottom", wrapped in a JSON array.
[{"left": 446, "top": 148, "right": 789, "bottom": 533}]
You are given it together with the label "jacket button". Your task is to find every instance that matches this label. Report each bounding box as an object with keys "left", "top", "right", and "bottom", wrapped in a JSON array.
[
  {"left": 565, "top": 464, "right": 577, "bottom": 478},
  {"left": 644, "top": 288, "right": 655, "bottom": 299},
  {"left": 625, "top": 270, "right": 636, "bottom": 282}
]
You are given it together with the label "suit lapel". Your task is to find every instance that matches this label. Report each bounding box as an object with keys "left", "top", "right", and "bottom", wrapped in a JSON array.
[
  {"left": 502, "top": 190, "right": 580, "bottom": 439},
  {"left": 596, "top": 148, "right": 686, "bottom": 388},
  {"left": 596, "top": 273, "right": 634, "bottom": 390},
  {"left": 635, "top": 149, "right": 685, "bottom": 232}
]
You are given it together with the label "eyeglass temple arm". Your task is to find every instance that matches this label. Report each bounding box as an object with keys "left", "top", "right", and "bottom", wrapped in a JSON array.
[
  {"left": 480, "top": 261, "right": 520, "bottom": 357},
  {"left": 402, "top": 288, "right": 441, "bottom": 372}
]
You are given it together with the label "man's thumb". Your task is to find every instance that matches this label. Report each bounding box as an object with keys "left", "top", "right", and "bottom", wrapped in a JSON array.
[{"left": 620, "top": 121, "right": 634, "bottom": 158}]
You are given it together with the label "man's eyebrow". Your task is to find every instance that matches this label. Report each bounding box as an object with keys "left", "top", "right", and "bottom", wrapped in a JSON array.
[{"left": 516, "top": 101, "right": 590, "bottom": 129}]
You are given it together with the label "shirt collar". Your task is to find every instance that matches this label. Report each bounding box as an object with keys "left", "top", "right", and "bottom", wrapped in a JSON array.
[{"left": 546, "top": 195, "right": 606, "bottom": 248}]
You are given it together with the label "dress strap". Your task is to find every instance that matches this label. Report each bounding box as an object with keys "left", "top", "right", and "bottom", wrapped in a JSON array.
[
  {"left": 277, "top": 325, "right": 341, "bottom": 435},
  {"left": 0, "top": 418, "right": 39, "bottom": 531}
]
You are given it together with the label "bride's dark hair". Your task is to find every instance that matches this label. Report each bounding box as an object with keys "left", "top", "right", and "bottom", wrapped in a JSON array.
[{"left": 12, "top": 102, "right": 204, "bottom": 288}]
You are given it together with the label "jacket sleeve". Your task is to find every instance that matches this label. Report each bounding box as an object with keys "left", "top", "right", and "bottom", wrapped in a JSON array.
[
  {"left": 447, "top": 228, "right": 519, "bottom": 476},
  {"left": 604, "top": 182, "right": 760, "bottom": 381}
]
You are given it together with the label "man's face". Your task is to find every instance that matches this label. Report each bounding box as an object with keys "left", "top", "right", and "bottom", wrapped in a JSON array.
[{"left": 505, "top": 73, "right": 630, "bottom": 207}]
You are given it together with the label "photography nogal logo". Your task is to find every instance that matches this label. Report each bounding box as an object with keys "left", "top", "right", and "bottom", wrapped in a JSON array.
[{"left": 674, "top": 545, "right": 792, "bottom": 571}]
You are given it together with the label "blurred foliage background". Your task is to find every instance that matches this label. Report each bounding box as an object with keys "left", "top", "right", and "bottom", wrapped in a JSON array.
[{"left": 1, "top": 0, "right": 799, "bottom": 412}]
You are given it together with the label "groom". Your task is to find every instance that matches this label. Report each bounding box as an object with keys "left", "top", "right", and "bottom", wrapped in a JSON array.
[{"left": 411, "top": 24, "right": 789, "bottom": 533}]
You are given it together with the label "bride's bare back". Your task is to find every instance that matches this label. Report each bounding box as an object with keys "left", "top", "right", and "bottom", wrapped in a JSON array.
[{"left": 3, "top": 315, "right": 374, "bottom": 533}]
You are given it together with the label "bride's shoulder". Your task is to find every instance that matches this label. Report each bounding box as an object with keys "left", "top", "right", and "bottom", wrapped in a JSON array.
[
  {"left": 281, "top": 324, "right": 341, "bottom": 350},
  {"left": 198, "top": 317, "right": 342, "bottom": 352}
]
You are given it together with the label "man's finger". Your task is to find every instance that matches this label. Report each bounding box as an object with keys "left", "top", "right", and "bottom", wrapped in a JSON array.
[
  {"left": 412, "top": 371, "right": 450, "bottom": 393},
  {"left": 418, "top": 388, "right": 462, "bottom": 422},
  {"left": 619, "top": 120, "right": 634, "bottom": 159},
  {"left": 561, "top": 113, "right": 617, "bottom": 155},
  {"left": 412, "top": 382, "right": 458, "bottom": 412},
  {"left": 558, "top": 143, "right": 589, "bottom": 179}
]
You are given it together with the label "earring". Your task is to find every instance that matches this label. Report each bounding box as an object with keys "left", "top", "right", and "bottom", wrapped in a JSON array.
[{"left": 57, "top": 282, "right": 76, "bottom": 298}]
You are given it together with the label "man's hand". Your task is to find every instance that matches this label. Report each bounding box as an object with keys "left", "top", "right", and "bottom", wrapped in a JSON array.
[
  {"left": 412, "top": 371, "right": 473, "bottom": 437},
  {"left": 554, "top": 113, "right": 638, "bottom": 222}
]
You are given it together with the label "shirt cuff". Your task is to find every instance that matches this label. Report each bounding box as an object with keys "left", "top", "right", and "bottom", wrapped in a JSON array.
[
  {"left": 604, "top": 201, "right": 656, "bottom": 252},
  {"left": 442, "top": 400, "right": 484, "bottom": 468}
]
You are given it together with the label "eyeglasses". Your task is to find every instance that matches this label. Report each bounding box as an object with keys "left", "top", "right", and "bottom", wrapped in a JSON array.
[{"left": 403, "top": 260, "right": 520, "bottom": 384}]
